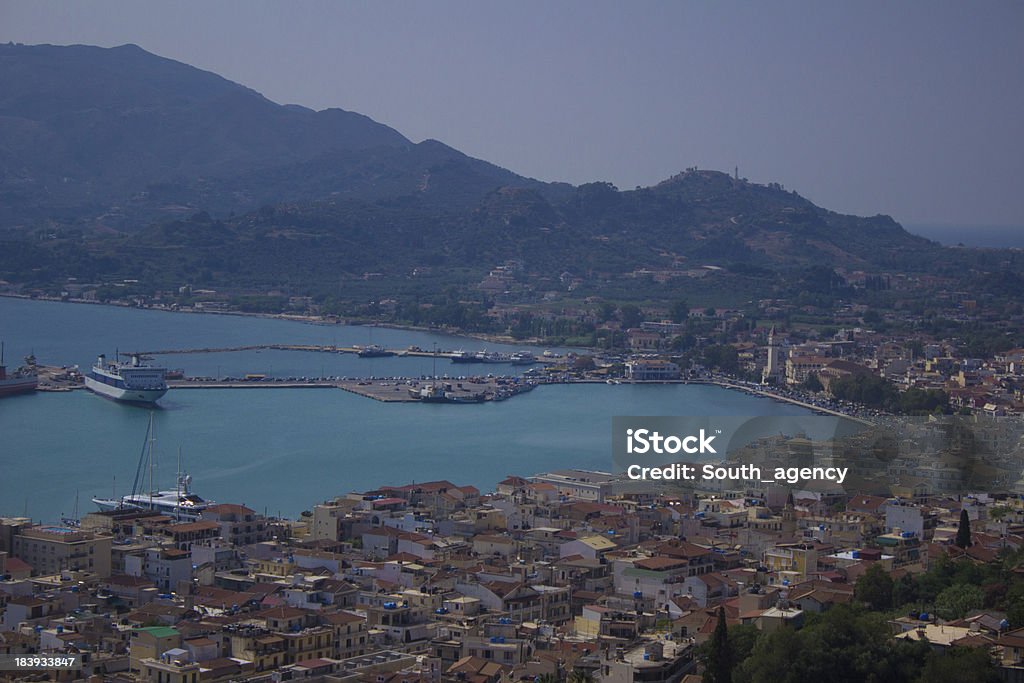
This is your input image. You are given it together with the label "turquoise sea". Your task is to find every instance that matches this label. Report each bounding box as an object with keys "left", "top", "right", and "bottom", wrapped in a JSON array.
[{"left": 0, "top": 297, "right": 810, "bottom": 521}]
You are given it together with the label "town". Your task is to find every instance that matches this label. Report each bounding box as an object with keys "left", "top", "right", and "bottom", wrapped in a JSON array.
[
  {"left": 8, "top": 263, "right": 1024, "bottom": 417},
  {"left": 1, "top": 19, "right": 1022, "bottom": 683},
  {"left": 8, "top": 278, "right": 1024, "bottom": 419},
  {"left": 4, "top": 447, "right": 1024, "bottom": 682}
]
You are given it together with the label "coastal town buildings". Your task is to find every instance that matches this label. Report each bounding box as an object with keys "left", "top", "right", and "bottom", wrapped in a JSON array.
[{"left": 3, "top": 443, "right": 1024, "bottom": 682}]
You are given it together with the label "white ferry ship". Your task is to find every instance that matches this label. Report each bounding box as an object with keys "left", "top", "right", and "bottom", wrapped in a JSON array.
[{"left": 84, "top": 353, "right": 168, "bottom": 404}]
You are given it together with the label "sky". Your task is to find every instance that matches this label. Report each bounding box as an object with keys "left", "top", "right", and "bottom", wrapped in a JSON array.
[{"left": 1, "top": 1, "right": 1022, "bottom": 229}]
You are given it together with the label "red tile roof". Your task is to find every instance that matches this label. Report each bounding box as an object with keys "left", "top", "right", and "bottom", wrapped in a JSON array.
[{"left": 634, "top": 556, "right": 688, "bottom": 571}]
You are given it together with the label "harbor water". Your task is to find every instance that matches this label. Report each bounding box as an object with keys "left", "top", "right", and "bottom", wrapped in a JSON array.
[{"left": 0, "top": 297, "right": 811, "bottom": 521}]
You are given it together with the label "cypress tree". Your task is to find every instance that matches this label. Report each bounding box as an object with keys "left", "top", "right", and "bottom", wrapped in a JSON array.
[
  {"left": 955, "top": 508, "right": 972, "bottom": 548},
  {"left": 704, "top": 605, "right": 732, "bottom": 683}
]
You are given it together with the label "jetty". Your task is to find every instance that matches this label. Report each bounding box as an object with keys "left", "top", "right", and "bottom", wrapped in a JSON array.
[
  {"left": 165, "top": 376, "right": 536, "bottom": 403},
  {"left": 127, "top": 343, "right": 560, "bottom": 363}
]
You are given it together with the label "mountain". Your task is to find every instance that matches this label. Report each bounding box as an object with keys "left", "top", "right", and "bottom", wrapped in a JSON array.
[
  {"left": 4, "top": 42, "right": 1003, "bottom": 312},
  {"left": 0, "top": 43, "right": 562, "bottom": 227},
  {"left": 2, "top": 168, "right": 941, "bottom": 301}
]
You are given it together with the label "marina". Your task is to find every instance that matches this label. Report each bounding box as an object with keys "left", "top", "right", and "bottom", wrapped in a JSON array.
[
  {"left": 170, "top": 377, "right": 537, "bottom": 403},
  {"left": 122, "top": 342, "right": 529, "bottom": 357},
  {"left": 1, "top": 296, "right": 820, "bottom": 522},
  {"left": 32, "top": 366, "right": 860, "bottom": 412},
  {"left": 125, "top": 342, "right": 555, "bottom": 365},
  {"left": 0, "top": 296, "right": 568, "bottom": 383}
]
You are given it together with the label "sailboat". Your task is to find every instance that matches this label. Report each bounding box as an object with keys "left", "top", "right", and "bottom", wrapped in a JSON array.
[{"left": 91, "top": 414, "right": 213, "bottom": 520}]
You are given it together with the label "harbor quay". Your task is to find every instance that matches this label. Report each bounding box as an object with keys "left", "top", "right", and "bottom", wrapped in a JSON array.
[
  {"left": 125, "top": 344, "right": 561, "bottom": 364},
  {"left": 33, "top": 368, "right": 541, "bottom": 403},
  {"left": 173, "top": 377, "right": 537, "bottom": 403},
  {"left": 29, "top": 352, "right": 875, "bottom": 416},
  {"left": 3, "top": 462, "right": 1024, "bottom": 682}
]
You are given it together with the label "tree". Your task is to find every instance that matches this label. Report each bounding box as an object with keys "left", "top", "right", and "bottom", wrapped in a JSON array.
[
  {"left": 568, "top": 670, "right": 595, "bottom": 683},
  {"left": 956, "top": 509, "right": 972, "bottom": 548},
  {"left": 893, "top": 573, "right": 919, "bottom": 607},
  {"left": 990, "top": 506, "right": 1010, "bottom": 520},
  {"left": 802, "top": 373, "right": 824, "bottom": 393},
  {"left": 703, "top": 345, "right": 739, "bottom": 374},
  {"left": 573, "top": 355, "right": 596, "bottom": 372},
  {"left": 934, "top": 583, "right": 985, "bottom": 620},
  {"left": 828, "top": 373, "right": 898, "bottom": 410},
  {"left": 916, "top": 645, "right": 1000, "bottom": 682},
  {"left": 1007, "top": 582, "right": 1024, "bottom": 628},
  {"left": 671, "top": 333, "right": 696, "bottom": 351},
  {"left": 728, "top": 624, "right": 760, "bottom": 666},
  {"left": 733, "top": 604, "right": 929, "bottom": 683},
  {"left": 862, "top": 309, "right": 882, "bottom": 324},
  {"left": 704, "top": 606, "right": 732, "bottom": 683},
  {"left": 855, "top": 563, "right": 894, "bottom": 610},
  {"left": 670, "top": 299, "right": 690, "bottom": 323},
  {"left": 619, "top": 304, "right": 642, "bottom": 329},
  {"left": 898, "top": 388, "right": 949, "bottom": 415}
]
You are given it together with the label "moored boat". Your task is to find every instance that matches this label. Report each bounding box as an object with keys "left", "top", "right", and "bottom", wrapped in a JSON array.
[
  {"left": 357, "top": 344, "right": 395, "bottom": 358},
  {"left": 92, "top": 474, "right": 211, "bottom": 521},
  {"left": 450, "top": 350, "right": 519, "bottom": 364},
  {"left": 0, "top": 343, "right": 38, "bottom": 397},
  {"left": 408, "top": 382, "right": 485, "bottom": 403},
  {"left": 85, "top": 353, "right": 168, "bottom": 405},
  {"left": 91, "top": 414, "right": 213, "bottom": 521}
]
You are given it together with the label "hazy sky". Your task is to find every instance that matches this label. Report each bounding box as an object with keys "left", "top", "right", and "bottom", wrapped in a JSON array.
[{"left": 2, "top": 1, "right": 1022, "bottom": 228}]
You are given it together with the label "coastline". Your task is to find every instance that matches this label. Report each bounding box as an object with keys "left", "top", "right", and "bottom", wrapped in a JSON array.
[
  {"left": 697, "top": 377, "right": 877, "bottom": 425},
  {"left": 0, "top": 292, "right": 549, "bottom": 348},
  {"left": 2, "top": 293, "right": 875, "bottom": 423}
]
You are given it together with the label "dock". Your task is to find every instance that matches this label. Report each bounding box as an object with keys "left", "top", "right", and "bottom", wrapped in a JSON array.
[
  {"left": 29, "top": 360, "right": 873, "bottom": 423},
  {"left": 166, "top": 376, "right": 536, "bottom": 403},
  {"left": 167, "top": 377, "right": 416, "bottom": 401},
  {"left": 127, "top": 344, "right": 561, "bottom": 364}
]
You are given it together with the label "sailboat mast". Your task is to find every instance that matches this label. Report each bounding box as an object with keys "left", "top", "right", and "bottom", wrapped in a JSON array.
[
  {"left": 148, "top": 413, "right": 156, "bottom": 511},
  {"left": 176, "top": 446, "right": 182, "bottom": 522}
]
